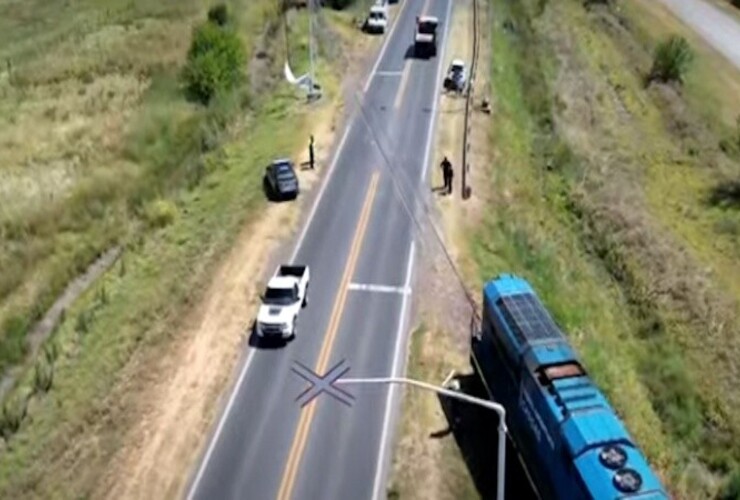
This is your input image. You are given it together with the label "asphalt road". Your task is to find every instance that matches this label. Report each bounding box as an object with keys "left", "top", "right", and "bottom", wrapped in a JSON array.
[
  {"left": 186, "top": 1, "right": 452, "bottom": 499},
  {"left": 657, "top": 0, "right": 740, "bottom": 70}
]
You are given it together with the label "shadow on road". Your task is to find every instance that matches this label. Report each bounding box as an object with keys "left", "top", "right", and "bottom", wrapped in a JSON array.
[
  {"left": 435, "top": 373, "right": 540, "bottom": 500},
  {"left": 247, "top": 322, "right": 293, "bottom": 350}
]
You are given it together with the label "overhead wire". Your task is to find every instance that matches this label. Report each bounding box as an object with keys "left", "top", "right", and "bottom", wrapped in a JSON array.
[{"left": 350, "top": 89, "right": 481, "bottom": 322}]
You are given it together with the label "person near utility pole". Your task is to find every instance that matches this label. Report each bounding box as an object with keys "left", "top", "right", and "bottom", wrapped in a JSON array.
[
  {"left": 309, "top": 135, "right": 315, "bottom": 169},
  {"left": 441, "top": 156, "right": 453, "bottom": 195}
]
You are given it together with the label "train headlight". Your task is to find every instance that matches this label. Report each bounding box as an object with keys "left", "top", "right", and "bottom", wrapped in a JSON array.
[
  {"left": 599, "top": 445, "right": 627, "bottom": 469},
  {"left": 613, "top": 468, "right": 643, "bottom": 493}
]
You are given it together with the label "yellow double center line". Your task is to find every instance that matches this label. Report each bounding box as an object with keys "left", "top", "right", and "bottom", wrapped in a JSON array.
[{"left": 276, "top": 171, "right": 380, "bottom": 500}]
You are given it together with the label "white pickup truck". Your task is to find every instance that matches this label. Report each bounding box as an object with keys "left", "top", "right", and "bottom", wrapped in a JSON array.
[{"left": 256, "top": 265, "right": 310, "bottom": 339}]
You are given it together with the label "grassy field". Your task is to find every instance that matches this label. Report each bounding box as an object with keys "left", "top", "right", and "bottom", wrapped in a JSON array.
[
  {"left": 458, "top": 0, "right": 740, "bottom": 497},
  {"left": 0, "top": 0, "right": 351, "bottom": 497},
  {"left": 0, "top": 0, "right": 289, "bottom": 374}
]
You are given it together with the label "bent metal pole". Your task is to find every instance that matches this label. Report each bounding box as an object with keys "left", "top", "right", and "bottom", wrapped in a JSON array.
[{"left": 336, "top": 376, "right": 507, "bottom": 500}]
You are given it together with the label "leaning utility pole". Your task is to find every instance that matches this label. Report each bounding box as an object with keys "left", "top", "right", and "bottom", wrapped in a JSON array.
[{"left": 307, "top": 0, "right": 320, "bottom": 100}]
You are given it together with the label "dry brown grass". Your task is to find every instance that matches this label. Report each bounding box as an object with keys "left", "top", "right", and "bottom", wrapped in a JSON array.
[{"left": 524, "top": 0, "right": 740, "bottom": 493}]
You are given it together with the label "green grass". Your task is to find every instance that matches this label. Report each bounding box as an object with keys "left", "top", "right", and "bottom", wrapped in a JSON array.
[
  {"left": 0, "top": 0, "right": 278, "bottom": 383},
  {"left": 0, "top": 0, "right": 345, "bottom": 497},
  {"left": 476, "top": 0, "right": 740, "bottom": 494},
  {"left": 0, "top": 93, "right": 307, "bottom": 498}
]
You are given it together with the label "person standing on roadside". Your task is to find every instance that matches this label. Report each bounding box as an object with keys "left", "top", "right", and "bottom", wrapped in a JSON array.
[
  {"left": 309, "top": 135, "right": 315, "bottom": 170},
  {"left": 440, "top": 156, "right": 454, "bottom": 195}
]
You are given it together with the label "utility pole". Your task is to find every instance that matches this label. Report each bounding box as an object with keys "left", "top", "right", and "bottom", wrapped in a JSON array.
[{"left": 307, "top": 0, "right": 320, "bottom": 101}]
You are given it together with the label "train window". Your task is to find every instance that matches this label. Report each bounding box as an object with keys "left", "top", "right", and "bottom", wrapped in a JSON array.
[{"left": 538, "top": 362, "right": 585, "bottom": 384}]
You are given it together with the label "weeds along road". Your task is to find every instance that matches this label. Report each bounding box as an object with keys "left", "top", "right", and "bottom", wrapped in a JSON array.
[
  {"left": 185, "top": 0, "right": 452, "bottom": 499},
  {"left": 657, "top": 0, "right": 740, "bottom": 70}
]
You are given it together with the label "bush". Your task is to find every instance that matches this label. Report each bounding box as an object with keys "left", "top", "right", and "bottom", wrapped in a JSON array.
[
  {"left": 0, "top": 395, "right": 28, "bottom": 441},
  {"left": 649, "top": 35, "right": 693, "bottom": 84},
  {"left": 75, "top": 310, "right": 90, "bottom": 334},
  {"left": 33, "top": 358, "right": 54, "bottom": 394},
  {"left": 143, "top": 199, "right": 178, "bottom": 229},
  {"left": 183, "top": 22, "right": 245, "bottom": 105},
  {"left": 719, "top": 469, "right": 740, "bottom": 500},
  {"left": 207, "top": 4, "right": 230, "bottom": 26}
]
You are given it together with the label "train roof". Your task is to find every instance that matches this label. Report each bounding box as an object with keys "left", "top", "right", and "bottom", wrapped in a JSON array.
[
  {"left": 481, "top": 274, "right": 668, "bottom": 499},
  {"left": 483, "top": 275, "right": 579, "bottom": 368}
]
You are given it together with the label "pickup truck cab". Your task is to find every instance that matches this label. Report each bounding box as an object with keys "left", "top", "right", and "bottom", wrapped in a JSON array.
[
  {"left": 414, "top": 15, "right": 439, "bottom": 58},
  {"left": 256, "top": 265, "right": 310, "bottom": 340}
]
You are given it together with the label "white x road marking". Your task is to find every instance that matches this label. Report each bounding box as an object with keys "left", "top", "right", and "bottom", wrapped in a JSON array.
[{"left": 347, "top": 283, "right": 411, "bottom": 295}]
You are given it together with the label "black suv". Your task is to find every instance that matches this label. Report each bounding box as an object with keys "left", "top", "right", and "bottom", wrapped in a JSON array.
[{"left": 264, "top": 159, "right": 299, "bottom": 200}]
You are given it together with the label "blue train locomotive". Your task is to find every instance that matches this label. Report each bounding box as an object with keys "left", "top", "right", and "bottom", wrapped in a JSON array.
[{"left": 471, "top": 274, "right": 669, "bottom": 499}]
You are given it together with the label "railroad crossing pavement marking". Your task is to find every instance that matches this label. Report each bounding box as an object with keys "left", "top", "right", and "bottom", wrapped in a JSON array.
[
  {"left": 276, "top": 171, "right": 380, "bottom": 500},
  {"left": 347, "top": 283, "right": 411, "bottom": 295},
  {"left": 291, "top": 359, "right": 354, "bottom": 407}
]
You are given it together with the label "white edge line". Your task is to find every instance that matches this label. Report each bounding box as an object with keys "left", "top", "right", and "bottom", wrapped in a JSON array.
[
  {"left": 186, "top": 120, "right": 352, "bottom": 500},
  {"left": 363, "top": 0, "right": 412, "bottom": 94},
  {"left": 185, "top": 348, "right": 255, "bottom": 500},
  {"left": 290, "top": 122, "right": 353, "bottom": 263},
  {"left": 371, "top": 240, "right": 416, "bottom": 500},
  {"left": 419, "top": 0, "right": 454, "bottom": 184}
]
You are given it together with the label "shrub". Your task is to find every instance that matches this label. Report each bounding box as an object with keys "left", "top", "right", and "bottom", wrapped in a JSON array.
[
  {"left": 207, "top": 4, "right": 230, "bottom": 26},
  {"left": 143, "top": 199, "right": 178, "bottom": 229},
  {"left": 33, "top": 358, "right": 54, "bottom": 394},
  {"left": 0, "top": 394, "right": 28, "bottom": 441},
  {"left": 649, "top": 35, "right": 693, "bottom": 84},
  {"left": 183, "top": 22, "right": 245, "bottom": 105},
  {"left": 719, "top": 469, "right": 740, "bottom": 500},
  {"left": 75, "top": 310, "right": 90, "bottom": 334}
]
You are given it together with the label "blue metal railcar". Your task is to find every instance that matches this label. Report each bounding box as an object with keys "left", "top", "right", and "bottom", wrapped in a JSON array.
[{"left": 471, "top": 274, "right": 669, "bottom": 500}]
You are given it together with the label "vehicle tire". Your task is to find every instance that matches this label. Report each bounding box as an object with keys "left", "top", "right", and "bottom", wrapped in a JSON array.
[
  {"left": 302, "top": 288, "right": 308, "bottom": 308},
  {"left": 291, "top": 317, "right": 297, "bottom": 339}
]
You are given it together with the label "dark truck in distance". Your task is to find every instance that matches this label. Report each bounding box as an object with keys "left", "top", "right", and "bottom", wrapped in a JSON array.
[
  {"left": 256, "top": 265, "right": 310, "bottom": 340},
  {"left": 264, "top": 158, "right": 299, "bottom": 200},
  {"left": 414, "top": 15, "right": 438, "bottom": 58}
]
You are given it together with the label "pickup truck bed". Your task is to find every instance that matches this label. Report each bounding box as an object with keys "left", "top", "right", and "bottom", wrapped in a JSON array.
[{"left": 277, "top": 265, "right": 308, "bottom": 279}]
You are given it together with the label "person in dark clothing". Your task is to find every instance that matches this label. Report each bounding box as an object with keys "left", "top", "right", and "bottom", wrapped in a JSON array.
[
  {"left": 309, "top": 135, "right": 315, "bottom": 170},
  {"left": 441, "top": 156, "right": 453, "bottom": 194}
]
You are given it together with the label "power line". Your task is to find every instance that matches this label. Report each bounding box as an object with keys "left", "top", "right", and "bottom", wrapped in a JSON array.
[{"left": 350, "top": 90, "right": 481, "bottom": 322}]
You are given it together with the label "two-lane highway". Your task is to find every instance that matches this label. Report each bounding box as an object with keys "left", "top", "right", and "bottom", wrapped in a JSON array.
[{"left": 186, "top": 0, "right": 452, "bottom": 498}]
